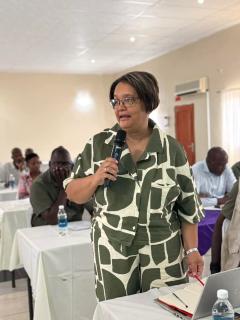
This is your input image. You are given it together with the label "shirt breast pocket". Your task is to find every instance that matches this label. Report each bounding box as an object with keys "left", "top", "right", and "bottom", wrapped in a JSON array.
[{"left": 150, "top": 181, "right": 180, "bottom": 211}]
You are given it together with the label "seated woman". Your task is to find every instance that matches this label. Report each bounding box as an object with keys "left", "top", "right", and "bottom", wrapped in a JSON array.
[{"left": 18, "top": 153, "right": 41, "bottom": 199}]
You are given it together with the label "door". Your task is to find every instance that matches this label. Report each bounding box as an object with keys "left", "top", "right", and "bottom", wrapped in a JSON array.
[{"left": 175, "top": 104, "right": 195, "bottom": 165}]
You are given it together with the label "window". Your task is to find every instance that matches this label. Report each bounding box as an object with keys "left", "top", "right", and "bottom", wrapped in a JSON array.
[{"left": 222, "top": 89, "right": 240, "bottom": 165}]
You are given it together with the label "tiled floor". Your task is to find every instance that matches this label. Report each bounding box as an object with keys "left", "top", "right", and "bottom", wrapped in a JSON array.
[{"left": 0, "top": 279, "right": 28, "bottom": 320}]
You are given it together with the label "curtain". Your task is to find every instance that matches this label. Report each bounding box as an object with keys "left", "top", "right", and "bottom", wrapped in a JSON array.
[{"left": 222, "top": 89, "right": 240, "bottom": 165}]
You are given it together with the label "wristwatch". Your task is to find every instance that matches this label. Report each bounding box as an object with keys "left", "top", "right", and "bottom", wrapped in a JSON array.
[{"left": 185, "top": 247, "right": 199, "bottom": 256}]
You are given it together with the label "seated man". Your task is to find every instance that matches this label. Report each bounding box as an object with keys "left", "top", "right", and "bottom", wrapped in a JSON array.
[
  {"left": 192, "top": 147, "right": 236, "bottom": 207},
  {"left": 210, "top": 180, "right": 239, "bottom": 273},
  {"left": 30, "top": 146, "right": 93, "bottom": 226},
  {"left": 0, "top": 147, "right": 25, "bottom": 186}
]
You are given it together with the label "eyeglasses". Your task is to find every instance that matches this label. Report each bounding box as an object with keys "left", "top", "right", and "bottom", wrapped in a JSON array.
[
  {"left": 51, "top": 161, "right": 73, "bottom": 167},
  {"left": 110, "top": 96, "right": 140, "bottom": 109}
]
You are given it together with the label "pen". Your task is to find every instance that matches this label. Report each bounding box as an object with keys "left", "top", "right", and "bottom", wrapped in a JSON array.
[
  {"left": 194, "top": 274, "right": 205, "bottom": 286},
  {"left": 172, "top": 292, "right": 188, "bottom": 308},
  {"left": 168, "top": 289, "right": 188, "bottom": 309}
]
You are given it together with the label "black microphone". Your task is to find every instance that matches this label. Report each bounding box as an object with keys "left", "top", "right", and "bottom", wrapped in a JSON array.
[{"left": 104, "top": 129, "right": 126, "bottom": 188}]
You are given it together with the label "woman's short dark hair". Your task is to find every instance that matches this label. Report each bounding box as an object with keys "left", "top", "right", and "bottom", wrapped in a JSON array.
[
  {"left": 109, "top": 71, "right": 160, "bottom": 113},
  {"left": 25, "top": 152, "right": 39, "bottom": 163}
]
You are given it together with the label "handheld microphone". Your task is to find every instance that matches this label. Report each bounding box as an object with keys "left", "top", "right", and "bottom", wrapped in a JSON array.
[{"left": 104, "top": 129, "right": 126, "bottom": 188}]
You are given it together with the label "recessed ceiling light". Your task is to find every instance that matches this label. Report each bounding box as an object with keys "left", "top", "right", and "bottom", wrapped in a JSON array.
[
  {"left": 197, "top": 0, "right": 204, "bottom": 4},
  {"left": 91, "top": 59, "right": 95, "bottom": 63},
  {"left": 130, "top": 36, "right": 136, "bottom": 43}
]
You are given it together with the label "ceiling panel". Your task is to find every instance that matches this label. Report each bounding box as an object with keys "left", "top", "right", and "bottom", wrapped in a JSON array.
[{"left": 0, "top": 0, "right": 239, "bottom": 73}]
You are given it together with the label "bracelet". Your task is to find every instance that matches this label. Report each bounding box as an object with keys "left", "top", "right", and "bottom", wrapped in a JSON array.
[{"left": 185, "top": 248, "right": 199, "bottom": 256}]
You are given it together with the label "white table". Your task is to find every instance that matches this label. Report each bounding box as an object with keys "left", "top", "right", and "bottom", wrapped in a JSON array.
[
  {"left": 93, "top": 288, "right": 211, "bottom": 320},
  {"left": 10, "top": 222, "right": 97, "bottom": 320},
  {"left": 0, "top": 198, "right": 31, "bottom": 270},
  {"left": 0, "top": 188, "right": 18, "bottom": 201}
]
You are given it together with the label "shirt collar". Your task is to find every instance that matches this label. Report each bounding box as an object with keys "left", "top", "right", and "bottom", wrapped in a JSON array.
[{"left": 108, "top": 119, "right": 164, "bottom": 154}]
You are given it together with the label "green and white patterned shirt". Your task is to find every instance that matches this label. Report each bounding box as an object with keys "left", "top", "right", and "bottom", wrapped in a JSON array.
[{"left": 65, "top": 120, "right": 204, "bottom": 246}]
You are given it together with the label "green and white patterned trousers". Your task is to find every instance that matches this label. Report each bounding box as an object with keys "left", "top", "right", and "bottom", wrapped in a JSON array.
[{"left": 92, "top": 221, "right": 188, "bottom": 301}]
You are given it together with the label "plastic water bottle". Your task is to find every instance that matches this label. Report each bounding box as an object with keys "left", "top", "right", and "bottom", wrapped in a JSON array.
[
  {"left": 57, "top": 205, "right": 68, "bottom": 236},
  {"left": 9, "top": 174, "right": 15, "bottom": 189},
  {"left": 212, "top": 289, "right": 234, "bottom": 320}
]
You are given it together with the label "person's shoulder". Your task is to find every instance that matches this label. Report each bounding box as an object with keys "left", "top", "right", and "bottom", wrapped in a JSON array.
[
  {"left": 224, "top": 165, "right": 236, "bottom": 175},
  {"left": 3, "top": 162, "right": 12, "bottom": 169},
  {"left": 92, "top": 124, "right": 119, "bottom": 145},
  {"left": 164, "top": 134, "right": 186, "bottom": 157},
  {"left": 31, "top": 170, "right": 49, "bottom": 189},
  {"left": 159, "top": 133, "right": 188, "bottom": 165},
  {"left": 232, "top": 161, "right": 240, "bottom": 169},
  {"left": 192, "top": 160, "right": 204, "bottom": 168},
  {"left": 165, "top": 134, "right": 182, "bottom": 148}
]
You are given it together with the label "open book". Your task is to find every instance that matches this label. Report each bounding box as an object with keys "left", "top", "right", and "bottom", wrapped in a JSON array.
[{"left": 156, "top": 281, "right": 204, "bottom": 318}]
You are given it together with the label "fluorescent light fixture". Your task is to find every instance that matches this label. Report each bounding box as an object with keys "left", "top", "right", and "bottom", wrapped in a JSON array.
[
  {"left": 130, "top": 36, "right": 136, "bottom": 42},
  {"left": 197, "top": 0, "right": 204, "bottom": 4},
  {"left": 91, "top": 59, "right": 96, "bottom": 63},
  {"left": 74, "top": 91, "right": 94, "bottom": 112}
]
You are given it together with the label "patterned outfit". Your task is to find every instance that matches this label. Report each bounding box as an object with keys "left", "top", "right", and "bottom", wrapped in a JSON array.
[{"left": 65, "top": 120, "right": 204, "bottom": 301}]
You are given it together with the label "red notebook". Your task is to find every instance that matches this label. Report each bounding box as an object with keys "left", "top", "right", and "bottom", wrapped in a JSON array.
[{"left": 156, "top": 281, "right": 204, "bottom": 318}]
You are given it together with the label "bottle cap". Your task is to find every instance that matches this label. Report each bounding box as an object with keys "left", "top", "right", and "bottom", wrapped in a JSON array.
[
  {"left": 58, "top": 205, "right": 64, "bottom": 209},
  {"left": 217, "top": 289, "right": 228, "bottom": 299}
]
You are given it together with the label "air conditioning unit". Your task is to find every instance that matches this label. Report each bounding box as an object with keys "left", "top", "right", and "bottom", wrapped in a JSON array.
[{"left": 175, "top": 77, "right": 208, "bottom": 96}]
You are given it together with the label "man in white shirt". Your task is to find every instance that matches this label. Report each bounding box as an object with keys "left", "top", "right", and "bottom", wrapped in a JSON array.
[
  {"left": 192, "top": 147, "right": 236, "bottom": 207},
  {"left": 0, "top": 147, "right": 25, "bottom": 186}
]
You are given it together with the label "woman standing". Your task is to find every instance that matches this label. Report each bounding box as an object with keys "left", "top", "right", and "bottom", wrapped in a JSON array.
[{"left": 65, "top": 71, "right": 204, "bottom": 301}]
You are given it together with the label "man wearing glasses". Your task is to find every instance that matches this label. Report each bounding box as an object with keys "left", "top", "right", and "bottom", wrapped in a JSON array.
[{"left": 30, "top": 146, "right": 93, "bottom": 226}]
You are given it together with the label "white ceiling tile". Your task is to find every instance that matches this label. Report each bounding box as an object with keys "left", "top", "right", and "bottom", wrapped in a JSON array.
[{"left": 0, "top": 0, "right": 240, "bottom": 73}]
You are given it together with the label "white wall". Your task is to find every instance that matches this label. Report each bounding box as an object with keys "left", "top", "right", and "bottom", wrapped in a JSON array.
[
  {"left": 0, "top": 73, "right": 115, "bottom": 162},
  {"left": 1, "top": 23, "right": 240, "bottom": 164},
  {"left": 116, "top": 23, "right": 240, "bottom": 163}
]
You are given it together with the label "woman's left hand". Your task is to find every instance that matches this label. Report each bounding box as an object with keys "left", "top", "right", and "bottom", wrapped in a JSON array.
[{"left": 186, "top": 251, "right": 204, "bottom": 277}]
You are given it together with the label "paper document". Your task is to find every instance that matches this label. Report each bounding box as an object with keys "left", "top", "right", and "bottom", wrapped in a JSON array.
[
  {"left": 68, "top": 221, "right": 91, "bottom": 231},
  {"left": 156, "top": 281, "right": 204, "bottom": 317}
]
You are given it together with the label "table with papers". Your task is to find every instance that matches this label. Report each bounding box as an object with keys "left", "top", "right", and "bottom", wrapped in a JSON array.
[
  {"left": 10, "top": 221, "right": 97, "bottom": 320},
  {"left": 93, "top": 287, "right": 212, "bottom": 320},
  {"left": 0, "top": 198, "right": 31, "bottom": 271},
  {"left": 0, "top": 187, "right": 18, "bottom": 201}
]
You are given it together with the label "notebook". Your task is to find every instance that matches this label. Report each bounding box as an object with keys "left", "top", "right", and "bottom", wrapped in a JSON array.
[{"left": 156, "top": 268, "right": 240, "bottom": 319}]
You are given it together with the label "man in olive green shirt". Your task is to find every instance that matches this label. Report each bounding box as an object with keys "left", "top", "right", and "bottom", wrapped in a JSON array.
[
  {"left": 210, "top": 180, "right": 239, "bottom": 273},
  {"left": 30, "top": 146, "right": 93, "bottom": 226}
]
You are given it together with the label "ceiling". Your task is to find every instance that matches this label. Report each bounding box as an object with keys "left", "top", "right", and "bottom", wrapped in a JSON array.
[{"left": 1, "top": 0, "right": 240, "bottom": 74}]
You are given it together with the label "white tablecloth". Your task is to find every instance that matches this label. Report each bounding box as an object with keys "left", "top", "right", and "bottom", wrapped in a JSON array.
[
  {"left": 0, "top": 188, "right": 18, "bottom": 201},
  {"left": 10, "top": 222, "right": 97, "bottom": 320},
  {"left": 0, "top": 198, "right": 31, "bottom": 270},
  {"left": 93, "top": 287, "right": 211, "bottom": 320}
]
